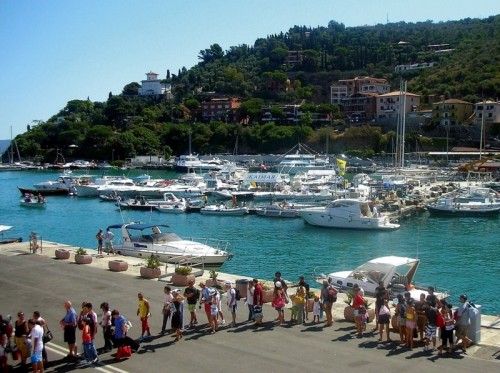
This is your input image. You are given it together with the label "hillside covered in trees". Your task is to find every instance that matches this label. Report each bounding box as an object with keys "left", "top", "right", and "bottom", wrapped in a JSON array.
[{"left": 12, "top": 15, "right": 500, "bottom": 163}]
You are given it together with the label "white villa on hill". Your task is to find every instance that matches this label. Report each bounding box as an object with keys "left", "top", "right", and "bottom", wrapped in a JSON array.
[{"left": 138, "top": 71, "right": 171, "bottom": 96}]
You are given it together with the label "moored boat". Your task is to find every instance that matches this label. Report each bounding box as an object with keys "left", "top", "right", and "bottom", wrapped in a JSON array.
[
  {"left": 106, "top": 222, "right": 232, "bottom": 266},
  {"left": 255, "top": 204, "right": 299, "bottom": 218},
  {"left": 298, "top": 198, "right": 400, "bottom": 230},
  {"left": 200, "top": 205, "right": 249, "bottom": 216},
  {"left": 315, "top": 256, "right": 447, "bottom": 299},
  {"left": 426, "top": 197, "right": 500, "bottom": 217}
]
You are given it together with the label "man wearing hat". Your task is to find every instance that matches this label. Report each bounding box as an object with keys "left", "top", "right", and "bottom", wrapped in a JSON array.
[{"left": 199, "top": 281, "right": 212, "bottom": 325}]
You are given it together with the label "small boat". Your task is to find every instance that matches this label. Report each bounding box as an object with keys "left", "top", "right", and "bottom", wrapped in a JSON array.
[
  {"left": 155, "top": 204, "right": 186, "bottom": 214},
  {"left": 298, "top": 198, "right": 400, "bottom": 230},
  {"left": 106, "top": 222, "right": 232, "bottom": 266},
  {"left": 314, "top": 256, "right": 447, "bottom": 299},
  {"left": 20, "top": 195, "right": 47, "bottom": 209},
  {"left": 200, "top": 205, "right": 249, "bottom": 216},
  {"left": 426, "top": 196, "right": 500, "bottom": 217},
  {"left": 255, "top": 204, "right": 299, "bottom": 218}
]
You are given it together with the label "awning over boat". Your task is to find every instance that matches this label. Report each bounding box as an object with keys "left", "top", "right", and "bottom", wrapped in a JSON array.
[
  {"left": 107, "top": 223, "right": 170, "bottom": 230},
  {"left": 368, "top": 256, "right": 418, "bottom": 266},
  {"left": 244, "top": 173, "right": 283, "bottom": 183},
  {"left": 0, "top": 225, "right": 12, "bottom": 233}
]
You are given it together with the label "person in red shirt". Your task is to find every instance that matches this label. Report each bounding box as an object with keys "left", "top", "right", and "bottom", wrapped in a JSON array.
[
  {"left": 352, "top": 284, "right": 365, "bottom": 337},
  {"left": 252, "top": 279, "right": 264, "bottom": 326}
]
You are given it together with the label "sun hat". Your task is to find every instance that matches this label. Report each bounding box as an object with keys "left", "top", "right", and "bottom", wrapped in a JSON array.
[{"left": 275, "top": 281, "right": 282, "bottom": 288}]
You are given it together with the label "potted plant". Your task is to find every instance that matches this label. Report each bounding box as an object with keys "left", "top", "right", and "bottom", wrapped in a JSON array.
[
  {"left": 74, "top": 247, "right": 92, "bottom": 265},
  {"left": 140, "top": 254, "right": 162, "bottom": 279},
  {"left": 55, "top": 248, "right": 70, "bottom": 260},
  {"left": 261, "top": 282, "right": 274, "bottom": 303},
  {"left": 343, "top": 291, "right": 374, "bottom": 322},
  {"left": 171, "top": 265, "right": 195, "bottom": 286},
  {"left": 205, "top": 269, "right": 218, "bottom": 287},
  {"left": 306, "top": 291, "right": 316, "bottom": 312},
  {"left": 108, "top": 259, "right": 128, "bottom": 272}
]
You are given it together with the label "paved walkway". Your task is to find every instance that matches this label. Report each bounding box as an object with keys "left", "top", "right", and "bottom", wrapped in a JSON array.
[{"left": 1, "top": 240, "right": 499, "bottom": 369}]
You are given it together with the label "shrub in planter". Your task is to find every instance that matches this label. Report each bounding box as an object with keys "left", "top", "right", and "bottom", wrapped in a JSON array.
[
  {"left": 140, "top": 254, "right": 162, "bottom": 279},
  {"left": 74, "top": 248, "right": 92, "bottom": 265},
  {"left": 171, "top": 266, "right": 195, "bottom": 286}
]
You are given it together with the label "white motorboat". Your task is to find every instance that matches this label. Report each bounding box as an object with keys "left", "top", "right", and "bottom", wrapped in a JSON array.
[
  {"left": 20, "top": 195, "right": 46, "bottom": 209},
  {"left": 75, "top": 176, "right": 134, "bottom": 197},
  {"left": 116, "top": 193, "right": 188, "bottom": 210},
  {"left": 255, "top": 204, "right": 299, "bottom": 218},
  {"left": 155, "top": 204, "right": 186, "bottom": 213},
  {"left": 200, "top": 205, "right": 249, "bottom": 216},
  {"left": 106, "top": 222, "right": 232, "bottom": 266},
  {"left": 29, "top": 172, "right": 92, "bottom": 194},
  {"left": 298, "top": 198, "right": 400, "bottom": 230},
  {"left": 315, "top": 256, "right": 447, "bottom": 300}
]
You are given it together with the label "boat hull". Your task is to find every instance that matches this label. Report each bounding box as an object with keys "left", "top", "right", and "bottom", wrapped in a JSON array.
[
  {"left": 426, "top": 205, "right": 500, "bottom": 217},
  {"left": 18, "top": 187, "right": 69, "bottom": 196},
  {"left": 20, "top": 201, "right": 47, "bottom": 209}
]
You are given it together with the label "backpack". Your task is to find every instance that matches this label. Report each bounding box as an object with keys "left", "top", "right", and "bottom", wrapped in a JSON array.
[
  {"left": 436, "top": 312, "right": 445, "bottom": 328},
  {"left": 326, "top": 286, "right": 337, "bottom": 302},
  {"left": 235, "top": 288, "right": 242, "bottom": 301},
  {"left": 399, "top": 303, "right": 407, "bottom": 318}
]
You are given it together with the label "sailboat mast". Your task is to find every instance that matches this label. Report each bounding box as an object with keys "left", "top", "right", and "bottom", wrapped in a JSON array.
[
  {"left": 401, "top": 80, "right": 407, "bottom": 169},
  {"left": 479, "top": 100, "right": 485, "bottom": 160}
]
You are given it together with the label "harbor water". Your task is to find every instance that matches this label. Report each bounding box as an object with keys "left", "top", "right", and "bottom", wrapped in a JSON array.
[{"left": 1, "top": 170, "right": 498, "bottom": 315}]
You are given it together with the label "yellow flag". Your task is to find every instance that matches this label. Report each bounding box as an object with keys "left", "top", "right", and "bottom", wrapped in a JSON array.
[{"left": 336, "top": 159, "right": 347, "bottom": 176}]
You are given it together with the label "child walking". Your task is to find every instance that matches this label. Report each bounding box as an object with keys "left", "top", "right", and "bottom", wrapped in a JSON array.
[{"left": 312, "top": 296, "right": 321, "bottom": 323}]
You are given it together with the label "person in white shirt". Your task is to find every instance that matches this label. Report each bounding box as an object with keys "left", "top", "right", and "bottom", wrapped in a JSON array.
[
  {"left": 28, "top": 319, "right": 44, "bottom": 373},
  {"left": 225, "top": 282, "right": 237, "bottom": 327},
  {"left": 104, "top": 228, "right": 115, "bottom": 255}
]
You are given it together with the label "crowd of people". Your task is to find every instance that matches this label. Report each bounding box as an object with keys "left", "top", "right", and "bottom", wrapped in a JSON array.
[{"left": 0, "top": 271, "right": 479, "bottom": 372}]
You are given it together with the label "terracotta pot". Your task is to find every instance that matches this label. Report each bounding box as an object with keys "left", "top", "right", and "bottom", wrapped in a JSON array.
[
  {"left": 75, "top": 254, "right": 92, "bottom": 265},
  {"left": 391, "top": 314, "right": 398, "bottom": 331},
  {"left": 55, "top": 249, "right": 70, "bottom": 260},
  {"left": 367, "top": 309, "right": 375, "bottom": 323},
  {"left": 344, "top": 306, "right": 354, "bottom": 322},
  {"left": 262, "top": 290, "right": 274, "bottom": 303},
  {"left": 140, "top": 267, "right": 162, "bottom": 279},
  {"left": 108, "top": 260, "right": 128, "bottom": 272},
  {"left": 306, "top": 299, "right": 314, "bottom": 312},
  {"left": 171, "top": 273, "right": 195, "bottom": 286},
  {"left": 205, "top": 279, "right": 217, "bottom": 287}
]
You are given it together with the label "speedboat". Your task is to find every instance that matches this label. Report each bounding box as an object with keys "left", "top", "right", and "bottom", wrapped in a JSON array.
[
  {"left": 106, "top": 222, "right": 232, "bottom": 266},
  {"left": 200, "top": 205, "right": 249, "bottom": 216},
  {"left": 20, "top": 195, "right": 47, "bottom": 209},
  {"left": 315, "top": 256, "right": 447, "bottom": 299},
  {"left": 0, "top": 225, "right": 22, "bottom": 244},
  {"left": 255, "top": 204, "right": 299, "bottom": 218},
  {"left": 298, "top": 198, "right": 400, "bottom": 230}
]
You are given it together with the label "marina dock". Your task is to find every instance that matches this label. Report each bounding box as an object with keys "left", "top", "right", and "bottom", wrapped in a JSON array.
[{"left": 1, "top": 239, "right": 499, "bottom": 367}]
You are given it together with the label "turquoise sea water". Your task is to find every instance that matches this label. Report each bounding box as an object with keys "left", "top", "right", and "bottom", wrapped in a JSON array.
[{"left": 1, "top": 170, "right": 498, "bottom": 315}]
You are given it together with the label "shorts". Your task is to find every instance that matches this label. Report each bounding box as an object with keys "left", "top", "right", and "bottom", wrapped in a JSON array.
[
  {"left": 31, "top": 353, "right": 42, "bottom": 363},
  {"left": 353, "top": 310, "right": 360, "bottom": 317},
  {"left": 229, "top": 304, "right": 237, "bottom": 313},
  {"left": 204, "top": 303, "right": 211, "bottom": 314},
  {"left": 397, "top": 316, "right": 406, "bottom": 326},
  {"left": 405, "top": 320, "right": 416, "bottom": 329},
  {"left": 378, "top": 314, "right": 390, "bottom": 324},
  {"left": 456, "top": 324, "right": 469, "bottom": 337},
  {"left": 64, "top": 325, "right": 76, "bottom": 344},
  {"left": 188, "top": 304, "right": 196, "bottom": 312},
  {"left": 425, "top": 324, "right": 437, "bottom": 339},
  {"left": 210, "top": 306, "right": 219, "bottom": 316}
]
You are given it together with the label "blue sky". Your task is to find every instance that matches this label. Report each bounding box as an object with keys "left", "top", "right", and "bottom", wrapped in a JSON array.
[{"left": 0, "top": 0, "right": 498, "bottom": 140}]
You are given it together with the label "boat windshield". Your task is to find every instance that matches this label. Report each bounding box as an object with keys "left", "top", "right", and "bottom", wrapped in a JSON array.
[{"left": 130, "top": 231, "right": 182, "bottom": 243}]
